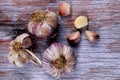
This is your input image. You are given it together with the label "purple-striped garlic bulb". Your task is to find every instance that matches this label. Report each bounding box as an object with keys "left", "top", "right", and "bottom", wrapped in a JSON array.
[
  {"left": 8, "top": 33, "right": 42, "bottom": 67},
  {"left": 42, "top": 42, "right": 76, "bottom": 78},
  {"left": 27, "top": 10, "right": 58, "bottom": 39}
]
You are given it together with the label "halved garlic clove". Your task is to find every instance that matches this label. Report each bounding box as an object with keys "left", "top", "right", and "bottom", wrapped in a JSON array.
[
  {"left": 67, "top": 31, "right": 81, "bottom": 44},
  {"left": 59, "top": 2, "right": 72, "bottom": 16},
  {"left": 74, "top": 16, "right": 88, "bottom": 29},
  {"left": 85, "top": 30, "right": 100, "bottom": 42}
]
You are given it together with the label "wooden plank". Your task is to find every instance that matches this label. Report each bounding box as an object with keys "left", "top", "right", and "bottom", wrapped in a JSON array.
[{"left": 0, "top": 0, "right": 120, "bottom": 80}]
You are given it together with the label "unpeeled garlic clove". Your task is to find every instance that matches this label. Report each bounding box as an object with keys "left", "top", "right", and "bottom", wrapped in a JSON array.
[
  {"left": 59, "top": 2, "right": 72, "bottom": 16},
  {"left": 67, "top": 31, "right": 81, "bottom": 44},
  {"left": 74, "top": 16, "right": 88, "bottom": 29},
  {"left": 22, "top": 36, "right": 32, "bottom": 48},
  {"left": 15, "top": 33, "right": 32, "bottom": 48},
  {"left": 85, "top": 30, "right": 100, "bottom": 42}
]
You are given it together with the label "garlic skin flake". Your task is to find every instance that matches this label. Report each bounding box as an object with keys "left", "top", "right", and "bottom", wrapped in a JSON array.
[
  {"left": 8, "top": 33, "right": 42, "bottom": 67},
  {"left": 27, "top": 10, "right": 58, "bottom": 39},
  {"left": 42, "top": 43, "right": 76, "bottom": 78}
]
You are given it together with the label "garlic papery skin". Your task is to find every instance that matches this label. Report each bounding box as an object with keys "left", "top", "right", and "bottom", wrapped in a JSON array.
[
  {"left": 42, "top": 42, "right": 76, "bottom": 78},
  {"left": 8, "top": 33, "right": 42, "bottom": 67},
  {"left": 27, "top": 10, "right": 58, "bottom": 39}
]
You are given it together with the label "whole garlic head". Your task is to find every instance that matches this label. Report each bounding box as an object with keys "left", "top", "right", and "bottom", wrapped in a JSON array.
[
  {"left": 8, "top": 33, "right": 42, "bottom": 67},
  {"left": 27, "top": 10, "right": 58, "bottom": 39},
  {"left": 42, "top": 42, "right": 76, "bottom": 78}
]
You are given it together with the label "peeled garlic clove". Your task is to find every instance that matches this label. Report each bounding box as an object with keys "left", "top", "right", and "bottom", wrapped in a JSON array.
[
  {"left": 67, "top": 31, "right": 81, "bottom": 44},
  {"left": 15, "top": 33, "right": 32, "bottom": 48},
  {"left": 42, "top": 42, "right": 76, "bottom": 78},
  {"left": 59, "top": 2, "right": 72, "bottom": 16},
  {"left": 74, "top": 16, "right": 88, "bottom": 29},
  {"left": 85, "top": 30, "right": 100, "bottom": 42}
]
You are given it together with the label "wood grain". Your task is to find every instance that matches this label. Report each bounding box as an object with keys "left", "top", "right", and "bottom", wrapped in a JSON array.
[{"left": 0, "top": 0, "right": 120, "bottom": 80}]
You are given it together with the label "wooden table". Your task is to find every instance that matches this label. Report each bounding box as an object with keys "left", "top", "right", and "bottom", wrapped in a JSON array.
[{"left": 0, "top": 0, "right": 120, "bottom": 80}]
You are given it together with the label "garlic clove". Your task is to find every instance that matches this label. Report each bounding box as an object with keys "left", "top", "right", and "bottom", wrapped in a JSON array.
[
  {"left": 59, "top": 2, "right": 72, "bottom": 16},
  {"left": 67, "top": 31, "right": 81, "bottom": 44},
  {"left": 22, "top": 37, "right": 32, "bottom": 49},
  {"left": 74, "top": 16, "right": 88, "bottom": 29},
  {"left": 85, "top": 30, "right": 100, "bottom": 42},
  {"left": 15, "top": 33, "right": 32, "bottom": 48},
  {"left": 15, "top": 33, "right": 29, "bottom": 42}
]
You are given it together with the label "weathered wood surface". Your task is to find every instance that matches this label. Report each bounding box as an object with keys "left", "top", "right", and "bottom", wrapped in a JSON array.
[{"left": 0, "top": 0, "right": 120, "bottom": 80}]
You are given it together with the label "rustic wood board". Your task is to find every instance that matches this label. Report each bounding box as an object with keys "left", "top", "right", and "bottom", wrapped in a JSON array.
[{"left": 0, "top": 0, "right": 120, "bottom": 80}]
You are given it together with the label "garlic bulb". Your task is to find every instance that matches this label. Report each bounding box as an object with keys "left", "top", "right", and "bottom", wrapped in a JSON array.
[
  {"left": 42, "top": 42, "right": 76, "bottom": 78},
  {"left": 8, "top": 33, "right": 42, "bottom": 67},
  {"left": 27, "top": 10, "right": 58, "bottom": 39}
]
